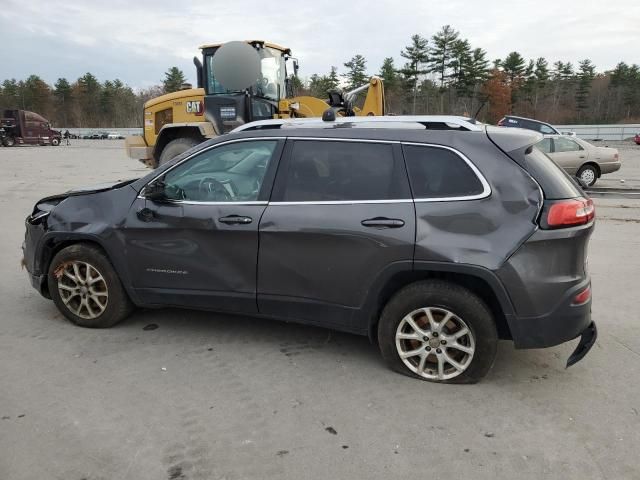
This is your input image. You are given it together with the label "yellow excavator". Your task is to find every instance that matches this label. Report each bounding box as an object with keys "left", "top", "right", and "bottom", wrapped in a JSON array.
[{"left": 126, "top": 40, "right": 385, "bottom": 167}]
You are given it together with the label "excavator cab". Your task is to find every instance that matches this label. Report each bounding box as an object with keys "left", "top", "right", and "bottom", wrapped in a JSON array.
[{"left": 197, "top": 41, "right": 292, "bottom": 133}]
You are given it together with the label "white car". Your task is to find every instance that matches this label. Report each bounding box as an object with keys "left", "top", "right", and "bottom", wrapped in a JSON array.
[
  {"left": 107, "top": 132, "right": 120, "bottom": 139},
  {"left": 537, "top": 135, "right": 621, "bottom": 187}
]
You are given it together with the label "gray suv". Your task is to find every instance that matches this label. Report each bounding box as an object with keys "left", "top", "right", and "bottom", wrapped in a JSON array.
[{"left": 22, "top": 116, "right": 597, "bottom": 383}]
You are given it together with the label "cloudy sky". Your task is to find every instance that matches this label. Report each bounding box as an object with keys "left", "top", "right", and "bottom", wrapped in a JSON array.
[{"left": 1, "top": 0, "right": 638, "bottom": 90}]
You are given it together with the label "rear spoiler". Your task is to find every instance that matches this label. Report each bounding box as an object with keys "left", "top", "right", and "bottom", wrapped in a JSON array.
[{"left": 485, "top": 126, "right": 543, "bottom": 169}]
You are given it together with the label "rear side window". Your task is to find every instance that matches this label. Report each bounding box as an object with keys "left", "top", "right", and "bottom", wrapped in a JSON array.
[
  {"left": 403, "top": 145, "right": 485, "bottom": 199},
  {"left": 537, "top": 138, "right": 552, "bottom": 153},
  {"left": 526, "top": 147, "right": 582, "bottom": 199},
  {"left": 539, "top": 124, "right": 556, "bottom": 134},
  {"left": 554, "top": 137, "right": 582, "bottom": 152},
  {"left": 279, "top": 140, "right": 409, "bottom": 201}
]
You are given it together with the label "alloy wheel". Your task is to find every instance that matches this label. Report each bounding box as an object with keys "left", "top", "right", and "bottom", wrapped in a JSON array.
[
  {"left": 395, "top": 307, "right": 475, "bottom": 380},
  {"left": 56, "top": 261, "right": 109, "bottom": 319}
]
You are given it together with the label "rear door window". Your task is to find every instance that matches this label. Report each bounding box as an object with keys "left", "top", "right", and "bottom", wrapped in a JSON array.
[
  {"left": 276, "top": 140, "right": 410, "bottom": 201},
  {"left": 403, "top": 144, "right": 486, "bottom": 199},
  {"left": 554, "top": 137, "right": 582, "bottom": 152}
]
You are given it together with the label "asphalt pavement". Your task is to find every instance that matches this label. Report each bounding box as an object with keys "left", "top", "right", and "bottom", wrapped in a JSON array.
[{"left": 1, "top": 140, "right": 639, "bottom": 480}]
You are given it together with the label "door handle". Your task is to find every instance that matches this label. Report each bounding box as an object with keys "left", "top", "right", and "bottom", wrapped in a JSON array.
[
  {"left": 579, "top": 155, "right": 586, "bottom": 159},
  {"left": 219, "top": 215, "right": 253, "bottom": 225},
  {"left": 361, "top": 217, "right": 405, "bottom": 228}
]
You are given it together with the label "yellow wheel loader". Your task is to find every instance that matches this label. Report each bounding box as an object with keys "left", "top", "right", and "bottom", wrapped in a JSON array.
[{"left": 126, "top": 40, "right": 385, "bottom": 167}]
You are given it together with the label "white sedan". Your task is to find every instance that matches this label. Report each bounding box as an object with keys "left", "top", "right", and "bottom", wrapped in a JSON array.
[{"left": 536, "top": 135, "right": 621, "bottom": 187}]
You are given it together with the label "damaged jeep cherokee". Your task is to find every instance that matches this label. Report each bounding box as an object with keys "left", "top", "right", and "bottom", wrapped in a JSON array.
[{"left": 23, "top": 116, "right": 597, "bottom": 383}]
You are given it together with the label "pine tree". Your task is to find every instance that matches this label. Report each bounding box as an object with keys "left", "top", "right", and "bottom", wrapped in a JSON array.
[
  {"left": 502, "top": 52, "right": 526, "bottom": 85},
  {"left": 575, "top": 59, "right": 596, "bottom": 117},
  {"left": 429, "top": 25, "right": 460, "bottom": 88},
  {"left": 379, "top": 57, "right": 397, "bottom": 90},
  {"left": 343, "top": 54, "right": 368, "bottom": 90},
  {"left": 76, "top": 72, "right": 102, "bottom": 126},
  {"left": 1, "top": 79, "right": 20, "bottom": 109},
  {"left": 327, "top": 66, "right": 340, "bottom": 91},
  {"left": 162, "top": 67, "right": 186, "bottom": 94},
  {"left": 308, "top": 67, "right": 340, "bottom": 99},
  {"left": 54, "top": 78, "right": 73, "bottom": 125},
  {"left": 399, "top": 34, "right": 429, "bottom": 113}
]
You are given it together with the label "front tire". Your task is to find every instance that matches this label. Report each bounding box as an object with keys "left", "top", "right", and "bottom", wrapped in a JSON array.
[
  {"left": 3, "top": 136, "right": 15, "bottom": 147},
  {"left": 577, "top": 164, "right": 598, "bottom": 187},
  {"left": 378, "top": 280, "right": 498, "bottom": 384},
  {"left": 158, "top": 137, "right": 201, "bottom": 167},
  {"left": 51, "top": 138, "right": 60, "bottom": 146},
  {"left": 47, "top": 244, "right": 134, "bottom": 328}
]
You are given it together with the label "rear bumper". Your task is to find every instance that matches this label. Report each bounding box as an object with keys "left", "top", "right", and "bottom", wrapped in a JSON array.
[
  {"left": 509, "top": 279, "right": 593, "bottom": 349},
  {"left": 566, "top": 321, "right": 597, "bottom": 368},
  {"left": 599, "top": 161, "right": 621, "bottom": 175}
]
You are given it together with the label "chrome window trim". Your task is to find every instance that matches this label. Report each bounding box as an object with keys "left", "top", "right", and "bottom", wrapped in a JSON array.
[
  {"left": 401, "top": 142, "right": 492, "bottom": 202},
  {"left": 138, "top": 136, "right": 492, "bottom": 205},
  {"left": 155, "top": 200, "right": 269, "bottom": 206},
  {"left": 289, "top": 137, "right": 400, "bottom": 144},
  {"left": 269, "top": 199, "right": 413, "bottom": 206},
  {"left": 138, "top": 136, "right": 286, "bottom": 201}
]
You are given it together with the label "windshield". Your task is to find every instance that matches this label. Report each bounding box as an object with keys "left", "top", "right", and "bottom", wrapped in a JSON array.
[{"left": 206, "top": 46, "right": 286, "bottom": 101}]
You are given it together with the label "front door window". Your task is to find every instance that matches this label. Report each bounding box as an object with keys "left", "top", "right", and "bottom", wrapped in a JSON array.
[{"left": 161, "top": 140, "right": 279, "bottom": 202}]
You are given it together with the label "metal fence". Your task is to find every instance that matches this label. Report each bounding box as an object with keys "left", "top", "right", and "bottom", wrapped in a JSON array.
[
  {"left": 55, "top": 124, "right": 640, "bottom": 141},
  {"left": 57, "top": 127, "right": 143, "bottom": 138},
  {"left": 555, "top": 124, "right": 640, "bottom": 141}
]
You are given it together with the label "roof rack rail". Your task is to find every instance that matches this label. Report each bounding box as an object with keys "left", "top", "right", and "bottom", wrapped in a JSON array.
[{"left": 231, "top": 115, "right": 483, "bottom": 133}]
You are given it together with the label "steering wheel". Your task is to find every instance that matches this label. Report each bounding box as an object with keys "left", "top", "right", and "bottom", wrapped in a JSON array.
[{"left": 198, "top": 177, "right": 232, "bottom": 201}]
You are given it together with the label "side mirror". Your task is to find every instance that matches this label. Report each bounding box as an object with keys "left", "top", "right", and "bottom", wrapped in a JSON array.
[{"left": 144, "top": 180, "right": 168, "bottom": 202}]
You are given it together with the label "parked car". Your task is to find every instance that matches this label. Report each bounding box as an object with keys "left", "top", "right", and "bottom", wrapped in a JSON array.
[
  {"left": 634, "top": 133, "right": 640, "bottom": 145},
  {"left": 498, "top": 115, "right": 577, "bottom": 136},
  {"left": 498, "top": 115, "right": 561, "bottom": 134},
  {"left": 536, "top": 135, "right": 620, "bottom": 187},
  {"left": 107, "top": 132, "right": 120, "bottom": 139},
  {"left": 22, "top": 116, "right": 596, "bottom": 384}
]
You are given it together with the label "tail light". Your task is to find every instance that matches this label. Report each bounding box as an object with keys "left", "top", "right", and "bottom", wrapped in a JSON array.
[
  {"left": 614, "top": 152, "right": 619, "bottom": 161},
  {"left": 542, "top": 197, "right": 595, "bottom": 229},
  {"left": 572, "top": 285, "right": 591, "bottom": 305}
]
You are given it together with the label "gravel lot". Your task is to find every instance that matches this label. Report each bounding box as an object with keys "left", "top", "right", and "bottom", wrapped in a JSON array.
[{"left": 1, "top": 140, "right": 639, "bottom": 480}]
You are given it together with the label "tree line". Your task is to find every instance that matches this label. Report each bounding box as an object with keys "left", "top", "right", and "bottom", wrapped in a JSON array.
[
  {"left": 1, "top": 26, "right": 639, "bottom": 127},
  {"left": 301, "top": 25, "right": 640, "bottom": 124},
  {"left": 0, "top": 68, "right": 186, "bottom": 128}
]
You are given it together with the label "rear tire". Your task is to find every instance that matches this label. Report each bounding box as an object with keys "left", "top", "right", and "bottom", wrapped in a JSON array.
[
  {"left": 51, "top": 138, "right": 60, "bottom": 146},
  {"left": 47, "top": 244, "right": 134, "bottom": 328},
  {"left": 378, "top": 280, "right": 498, "bottom": 384},
  {"left": 577, "top": 164, "right": 598, "bottom": 187},
  {"left": 3, "top": 136, "right": 15, "bottom": 147},
  {"left": 158, "top": 137, "right": 201, "bottom": 167}
]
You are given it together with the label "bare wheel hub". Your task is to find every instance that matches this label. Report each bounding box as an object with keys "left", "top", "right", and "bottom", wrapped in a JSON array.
[
  {"left": 395, "top": 307, "right": 475, "bottom": 381},
  {"left": 56, "top": 261, "right": 109, "bottom": 319}
]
